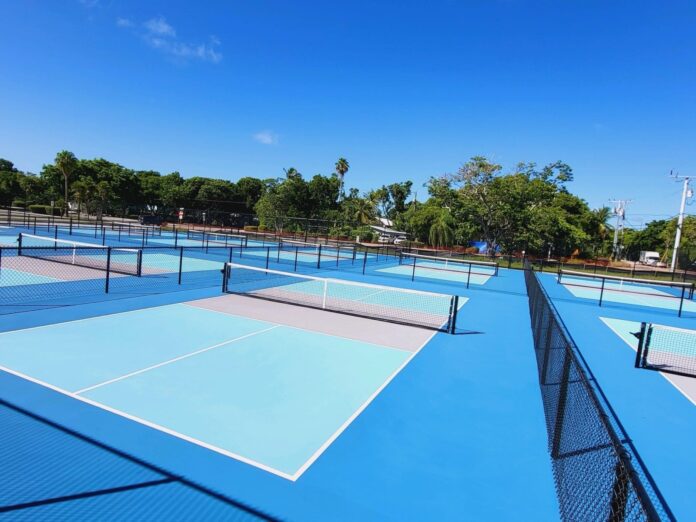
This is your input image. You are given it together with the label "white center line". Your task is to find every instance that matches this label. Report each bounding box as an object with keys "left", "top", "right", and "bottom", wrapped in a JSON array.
[{"left": 74, "top": 325, "right": 281, "bottom": 395}]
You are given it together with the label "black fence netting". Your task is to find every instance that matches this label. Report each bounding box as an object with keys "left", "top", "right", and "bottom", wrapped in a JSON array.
[
  {"left": 0, "top": 399, "right": 276, "bottom": 520},
  {"left": 523, "top": 261, "right": 674, "bottom": 522}
]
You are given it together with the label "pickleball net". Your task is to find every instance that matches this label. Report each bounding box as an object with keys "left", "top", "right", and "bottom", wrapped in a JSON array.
[
  {"left": 222, "top": 263, "right": 458, "bottom": 332},
  {"left": 399, "top": 252, "right": 499, "bottom": 276},
  {"left": 18, "top": 233, "right": 143, "bottom": 276},
  {"left": 635, "top": 322, "right": 696, "bottom": 378}
]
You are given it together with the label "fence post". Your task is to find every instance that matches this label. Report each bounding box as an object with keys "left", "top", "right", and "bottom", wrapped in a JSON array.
[
  {"left": 105, "top": 248, "right": 112, "bottom": 293},
  {"left": 178, "top": 247, "right": 184, "bottom": 284}
]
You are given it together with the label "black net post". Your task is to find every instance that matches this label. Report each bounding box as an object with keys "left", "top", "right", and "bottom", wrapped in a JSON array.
[
  {"left": 317, "top": 245, "right": 322, "bottom": 269},
  {"left": 362, "top": 251, "right": 368, "bottom": 275},
  {"left": 449, "top": 295, "right": 459, "bottom": 334},
  {"left": 411, "top": 255, "right": 417, "bottom": 281},
  {"left": 178, "top": 247, "right": 184, "bottom": 284},
  {"left": 466, "top": 262, "right": 472, "bottom": 289},
  {"left": 599, "top": 277, "right": 606, "bottom": 307},
  {"left": 678, "top": 286, "right": 685, "bottom": 317},
  {"left": 174, "top": 226, "right": 178, "bottom": 248},
  {"left": 294, "top": 247, "right": 299, "bottom": 272},
  {"left": 221, "top": 263, "right": 229, "bottom": 292},
  {"left": 265, "top": 248, "right": 270, "bottom": 270},
  {"left": 634, "top": 322, "right": 648, "bottom": 369}
]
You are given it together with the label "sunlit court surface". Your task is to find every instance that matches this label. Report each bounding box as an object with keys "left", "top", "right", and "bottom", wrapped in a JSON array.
[
  {"left": 4, "top": 2, "right": 696, "bottom": 519},
  {"left": 0, "top": 223, "right": 561, "bottom": 521}
]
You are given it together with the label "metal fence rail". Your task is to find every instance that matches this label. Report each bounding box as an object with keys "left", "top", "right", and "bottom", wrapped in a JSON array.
[{"left": 523, "top": 261, "right": 673, "bottom": 522}]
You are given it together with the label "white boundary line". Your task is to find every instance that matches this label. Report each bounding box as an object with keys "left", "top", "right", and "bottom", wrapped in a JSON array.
[
  {"left": 599, "top": 317, "right": 696, "bottom": 407},
  {"left": 0, "top": 363, "right": 295, "bottom": 480},
  {"left": 179, "top": 302, "right": 415, "bottom": 353},
  {"left": 0, "top": 299, "right": 450, "bottom": 481},
  {"left": 290, "top": 328, "right": 440, "bottom": 479},
  {"left": 74, "top": 325, "right": 280, "bottom": 394},
  {"left": 0, "top": 303, "right": 182, "bottom": 336}
]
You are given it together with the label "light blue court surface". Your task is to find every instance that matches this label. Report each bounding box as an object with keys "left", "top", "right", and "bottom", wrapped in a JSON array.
[
  {"left": 0, "top": 268, "right": 61, "bottom": 287},
  {"left": 141, "top": 253, "right": 221, "bottom": 272},
  {"left": 0, "top": 303, "right": 412, "bottom": 478},
  {"left": 377, "top": 262, "right": 493, "bottom": 285},
  {"left": 558, "top": 275, "right": 696, "bottom": 313},
  {"left": 240, "top": 247, "right": 358, "bottom": 265},
  {"left": 0, "top": 234, "right": 19, "bottom": 245}
]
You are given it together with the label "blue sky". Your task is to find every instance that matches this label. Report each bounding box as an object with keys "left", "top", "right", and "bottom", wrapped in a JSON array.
[{"left": 1, "top": 0, "right": 695, "bottom": 227}]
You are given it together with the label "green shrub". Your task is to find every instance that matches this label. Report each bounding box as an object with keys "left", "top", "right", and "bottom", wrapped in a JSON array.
[
  {"left": 28, "top": 204, "right": 46, "bottom": 214},
  {"left": 244, "top": 225, "right": 258, "bottom": 232},
  {"left": 12, "top": 200, "right": 26, "bottom": 209}
]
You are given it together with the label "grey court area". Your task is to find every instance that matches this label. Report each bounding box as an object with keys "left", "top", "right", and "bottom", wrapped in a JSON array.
[
  {"left": 189, "top": 294, "right": 435, "bottom": 352},
  {"left": 664, "top": 372, "right": 696, "bottom": 404}
]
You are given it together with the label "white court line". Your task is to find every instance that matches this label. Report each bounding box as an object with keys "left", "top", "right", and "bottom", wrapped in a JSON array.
[
  {"left": 291, "top": 327, "right": 440, "bottom": 479},
  {"left": 0, "top": 304, "right": 182, "bottom": 336},
  {"left": 600, "top": 317, "right": 695, "bottom": 407},
  {"left": 0, "top": 364, "right": 295, "bottom": 481},
  {"left": 2, "top": 299, "right": 446, "bottom": 481},
  {"left": 180, "top": 302, "right": 414, "bottom": 353},
  {"left": 74, "top": 325, "right": 280, "bottom": 394}
]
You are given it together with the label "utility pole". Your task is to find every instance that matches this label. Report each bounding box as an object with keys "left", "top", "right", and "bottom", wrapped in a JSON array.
[
  {"left": 609, "top": 199, "right": 631, "bottom": 260},
  {"left": 670, "top": 172, "right": 693, "bottom": 271}
]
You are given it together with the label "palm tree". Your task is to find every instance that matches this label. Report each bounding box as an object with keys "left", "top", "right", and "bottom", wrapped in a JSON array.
[
  {"left": 353, "top": 197, "right": 375, "bottom": 224},
  {"left": 55, "top": 150, "right": 77, "bottom": 216},
  {"left": 429, "top": 212, "right": 454, "bottom": 249},
  {"left": 71, "top": 177, "right": 95, "bottom": 219},
  {"left": 592, "top": 206, "right": 613, "bottom": 256},
  {"left": 335, "top": 158, "right": 349, "bottom": 201}
]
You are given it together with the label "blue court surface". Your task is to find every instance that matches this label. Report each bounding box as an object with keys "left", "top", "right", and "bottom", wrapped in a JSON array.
[
  {"left": 0, "top": 252, "right": 558, "bottom": 520},
  {"left": 0, "top": 303, "right": 415, "bottom": 479}
]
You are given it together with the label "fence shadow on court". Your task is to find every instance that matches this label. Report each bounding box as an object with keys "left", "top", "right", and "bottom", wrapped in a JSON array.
[{"left": 0, "top": 398, "right": 278, "bottom": 521}]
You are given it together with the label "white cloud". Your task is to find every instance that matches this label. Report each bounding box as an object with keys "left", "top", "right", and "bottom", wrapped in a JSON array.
[
  {"left": 253, "top": 131, "right": 279, "bottom": 145},
  {"left": 117, "top": 15, "right": 222, "bottom": 64},
  {"left": 144, "top": 16, "right": 176, "bottom": 37}
]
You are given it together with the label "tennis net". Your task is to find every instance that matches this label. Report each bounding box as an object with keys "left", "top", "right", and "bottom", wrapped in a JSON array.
[
  {"left": 222, "top": 263, "right": 458, "bottom": 332},
  {"left": 635, "top": 322, "right": 696, "bottom": 378},
  {"left": 400, "top": 252, "right": 499, "bottom": 276},
  {"left": 187, "top": 230, "right": 248, "bottom": 247},
  {"left": 18, "top": 233, "right": 143, "bottom": 276}
]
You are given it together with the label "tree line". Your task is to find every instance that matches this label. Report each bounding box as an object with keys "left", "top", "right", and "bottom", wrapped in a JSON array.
[{"left": 0, "top": 152, "right": 691, "bottom": 264}]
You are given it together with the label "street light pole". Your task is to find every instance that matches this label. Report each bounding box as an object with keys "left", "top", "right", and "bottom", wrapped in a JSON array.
[{"left": 671, "top": 175, "right": 692, "bottom": 271}]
